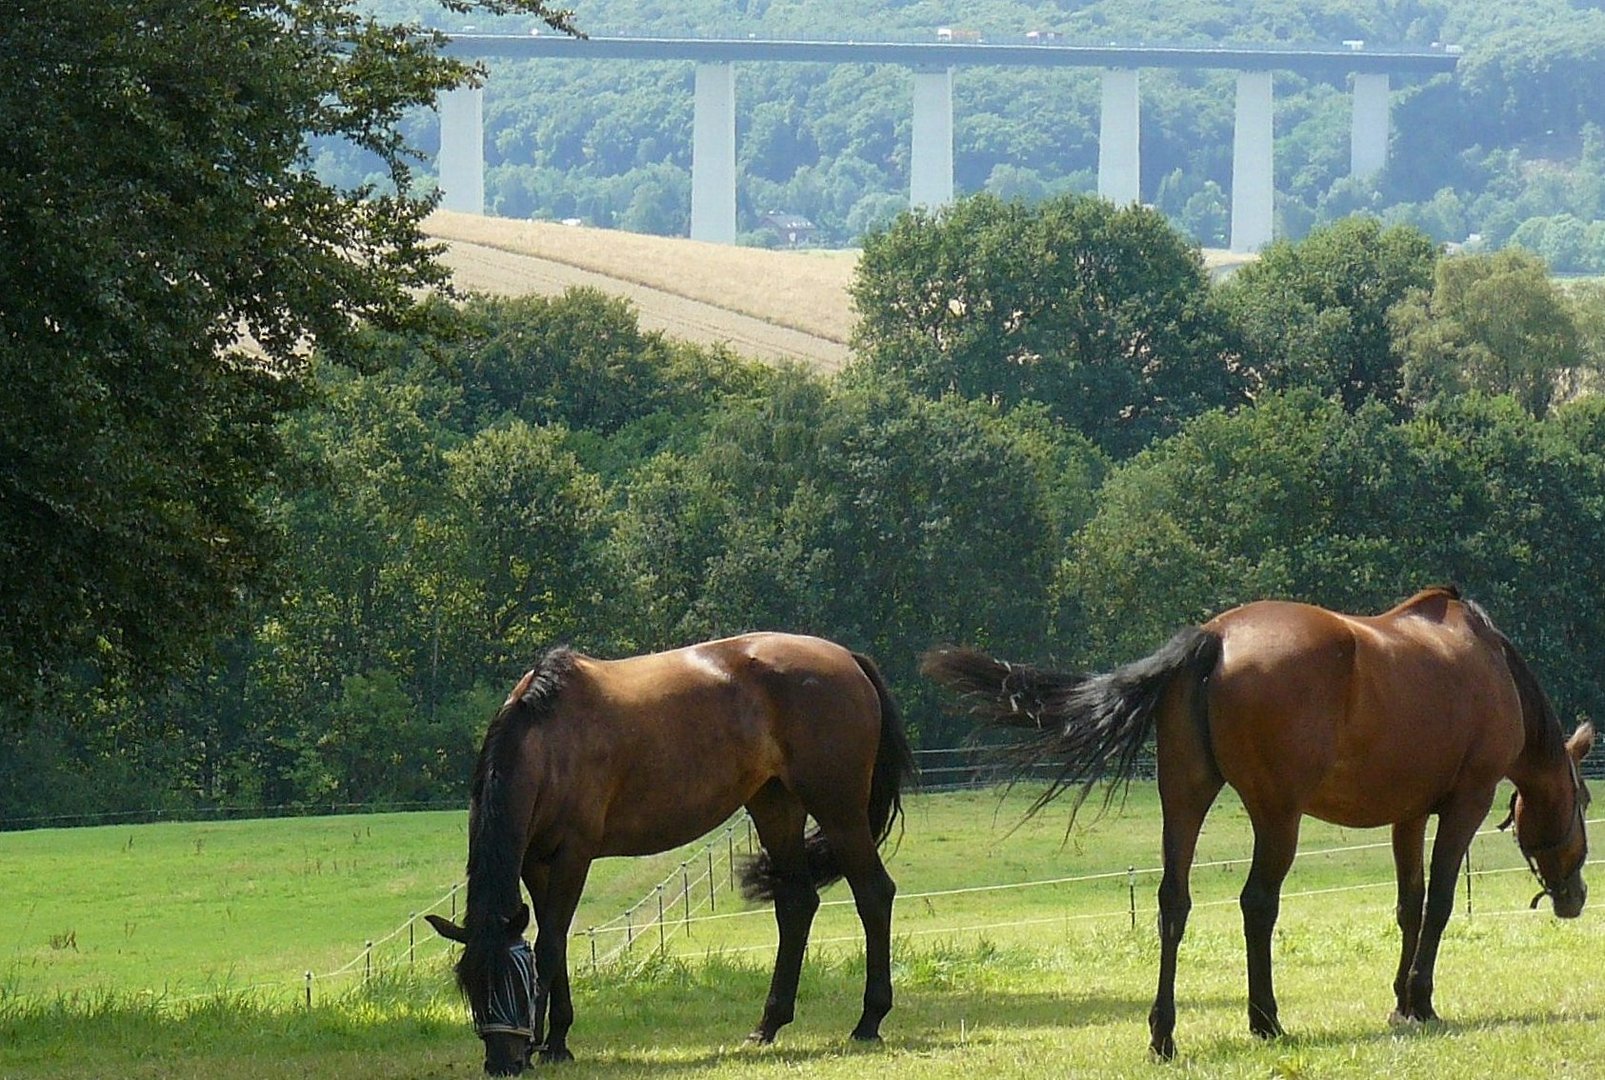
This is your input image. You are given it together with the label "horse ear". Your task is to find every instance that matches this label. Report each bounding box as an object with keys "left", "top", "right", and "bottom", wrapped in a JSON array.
[
  {"left": 504, "top": 670, "right": 536, "bottom": 708},
  {"left": 506, "top": 903, "right": 531, "bottom": 938},
  {"left": 424, "top": 914, "right": 470, "bottom": 944},
  {"left": 1568, "top": 721, "right": 1595, "bottom": 762}
]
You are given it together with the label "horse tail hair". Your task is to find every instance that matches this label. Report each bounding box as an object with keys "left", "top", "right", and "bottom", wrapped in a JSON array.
[
  {"left": 739, "top": 652, "right": 917, "bottom": 903},
  {"left": 857, "top": 651, "right": 919, "bottom": 849},
  {"left": 922, "top": 627, "right": 1221, "bottom": 828}
]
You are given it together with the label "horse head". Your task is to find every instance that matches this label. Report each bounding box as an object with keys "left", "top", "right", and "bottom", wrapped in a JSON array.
[
  {"left": 1502, "top": 722, "right": 1594, "bottom": 918},
  {"left": 427, "top": 904, "right": 537, "bottom": 1076}
]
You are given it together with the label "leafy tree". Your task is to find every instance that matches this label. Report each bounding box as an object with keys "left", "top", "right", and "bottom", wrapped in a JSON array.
[
  {"left": 1061, "top": 392, "right": 1435, "bottom": 665},
  {"left": 1391, "top": 248, "right": 1591, "bottom": 415},
  {"left": 1217, "top": 217, "right": 1439, "bottom": 410},
  {"left": 609, "top": 367, "right": 1104, "bottom": 741},
  {"left": 0, "top": 0, "right": 568, "bottom": 717},
  {"left": 851, "top": 193, "right": 1242, "bottom": 458},
  {"left": 436, "top": 420, "right": 614, "bottom": 667},
  {"left": 1058, "top": 389, "right": 1605, "bottom": 727}
]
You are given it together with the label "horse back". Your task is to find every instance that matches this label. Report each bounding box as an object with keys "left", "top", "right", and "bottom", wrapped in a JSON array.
[
  {"left": 1202, "top": 591, "right": 1523, "bottom": 827},
  {"left": 548, "top": 633, "right": 884, "bottom": 857}
]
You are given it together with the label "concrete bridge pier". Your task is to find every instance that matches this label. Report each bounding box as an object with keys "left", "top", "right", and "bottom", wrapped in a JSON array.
[
  {"left": 1098, "top": 68, "right": 1141, "bottom": 205},
  {"left": 1350, "top": 72, "right": 1389, "bottom": 179},
  {"left": 1230, "top": 70, "right": 1274, "bottom": 253},
  {"left": 437, "top": 84, "right": 485, "bottom": 214},
  {"left": 910, "top": 66, "right": 955, "bottom": 210},
  {"left": 691, "top": 62, "right": 737, "bottom": 243}
]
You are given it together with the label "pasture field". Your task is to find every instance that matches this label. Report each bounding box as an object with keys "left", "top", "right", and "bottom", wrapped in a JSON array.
[{"left": 2, "top": 785, "right": 1602, "bottom": 1078}]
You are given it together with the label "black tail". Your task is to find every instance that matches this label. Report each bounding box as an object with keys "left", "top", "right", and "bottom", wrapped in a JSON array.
[
  {"left": 740, "top": 652, "right": 917, "bottom": 902},
  {"left": 922, "top": 628, "right": 1221, "bottom": 827}
]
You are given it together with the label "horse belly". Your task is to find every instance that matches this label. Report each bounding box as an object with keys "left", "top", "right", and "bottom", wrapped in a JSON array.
[
  {"left": 1304, "top": 694, "right": 1516, "bottom": 828},
  {"left": 595, "top": 749, "right": 775, "bottom": 858},
  {"left": 1303, "top": 750, "right": 1448, "bottom": 828}
]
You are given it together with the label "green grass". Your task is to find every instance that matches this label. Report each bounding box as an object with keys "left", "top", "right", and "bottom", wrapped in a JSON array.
[{"left": 2, "top": 785, "right": 1601, "bottom": 1078}]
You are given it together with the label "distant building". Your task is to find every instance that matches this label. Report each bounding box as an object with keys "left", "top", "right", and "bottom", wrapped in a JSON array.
[{"left": 759, "top": 211, "right": 817, "bottom": 246}]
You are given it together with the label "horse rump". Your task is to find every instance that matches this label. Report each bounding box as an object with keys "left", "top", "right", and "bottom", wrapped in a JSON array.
[{"left": 739, "top": 652, "right": 916, "bottom": 903}]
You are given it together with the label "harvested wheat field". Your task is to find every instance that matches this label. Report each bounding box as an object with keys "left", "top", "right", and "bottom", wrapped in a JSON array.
[{"left": 424, "top": 210, "right": 857, "bottom": 371}]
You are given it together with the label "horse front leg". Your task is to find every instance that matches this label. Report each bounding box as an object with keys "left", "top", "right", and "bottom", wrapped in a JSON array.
[
  {"left": 1388, "top": 817, "right": 1428, "bottom": 1023},
  {"left": 1240, "top": 813, "right": 1300, "bottom": 1042},
  {"left": 1399, "top": 796, "right": 1489, "bottom": 1023},
  {"left": 521, "top": 862, "right": 553, "bottom": 1051},
  {"left": 532, "top": 854, "right": 592, "bottom": 1064}
]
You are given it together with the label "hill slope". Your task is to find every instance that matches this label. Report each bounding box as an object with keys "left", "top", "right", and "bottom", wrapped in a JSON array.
[{"left": 424, "top": 210, "right": 855, "bottom": 370}]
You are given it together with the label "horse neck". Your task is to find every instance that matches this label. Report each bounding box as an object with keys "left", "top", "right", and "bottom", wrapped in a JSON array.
[
  {"left": 1494, "top": 634, "right": 1572, "bottom": 815},
  {"left": 1506, "top": 725, "right": 1573, "bottom": 818},
  {"left": 465, "top": 752, "right": 539, "bottom": 926}
]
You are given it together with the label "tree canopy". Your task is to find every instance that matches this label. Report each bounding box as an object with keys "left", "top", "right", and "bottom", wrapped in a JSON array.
[
  {"left": 0, "top": 0, "right": 566, "bottom": 714},
  {"left": 851, "top": 193, "right": 1242, "bottom": 458},
  {"left": 1217, "top": 217, "right": 1438, "bottom": 410}
]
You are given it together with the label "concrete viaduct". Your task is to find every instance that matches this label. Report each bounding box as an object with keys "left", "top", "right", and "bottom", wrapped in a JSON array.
[{"left": 437, "top": 35, "right": 1459, "bottom": 252}]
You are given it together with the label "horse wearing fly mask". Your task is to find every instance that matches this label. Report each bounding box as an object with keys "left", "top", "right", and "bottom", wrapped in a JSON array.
[{"left": 429, "top": 633, "right": 916, "bottom": 1075}]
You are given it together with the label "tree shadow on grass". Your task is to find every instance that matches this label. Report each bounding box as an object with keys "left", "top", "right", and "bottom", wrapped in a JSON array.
[
  {"left": 573, "top": 981, "right": 1239, "bottom": 1074},
  {"left": 1179, "top": 1001, "right": 1605, "bottom": 1063}
]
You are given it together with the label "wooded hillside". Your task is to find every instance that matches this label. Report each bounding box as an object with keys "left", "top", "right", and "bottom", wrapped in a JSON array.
[{"left": 334, "top": 0, "right": 1605, "bottom": 268}]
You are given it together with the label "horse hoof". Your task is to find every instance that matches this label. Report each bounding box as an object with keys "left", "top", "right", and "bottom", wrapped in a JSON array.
[
  {"left": 539, "top": 1046, "right": 574, "bottom": 1065},
  {"left": 746, "top": 1029, "right": 776, "bottom": 1046},
  {"left": 849, "top": 1028, "right": 884, "bottom": 1044},
  {"left": 1249, "top": 1013, "right": 1285, "bottom": 1041},
  {"left": 1390, "top": 1008, "right": 1442, "bottom": 1028},
  {"left": 1149, "top": 1036, "right": 1177, "bottom": 1062}
]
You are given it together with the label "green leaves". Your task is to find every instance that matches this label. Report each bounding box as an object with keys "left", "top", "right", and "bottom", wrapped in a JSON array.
[
  {"left": 851, "top": 193, "right": 1241, "bottom": 459},
  {"left": 1217, "top": 216, "right": 1437, "bottom": 410},
  {"left": 0, "top": 0, "right": 563, "bottom": 715},
  {"left": 1393, "top": 248, "right": 1592, "bottom": 416}
]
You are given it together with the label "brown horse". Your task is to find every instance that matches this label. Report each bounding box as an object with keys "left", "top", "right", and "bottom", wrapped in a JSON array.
[
  {"left": 923, "top": 586, "right": 1592, "bottom": 1059},
  {"left": 427, "top": 632, "right": 916, "bottom": 1075}
]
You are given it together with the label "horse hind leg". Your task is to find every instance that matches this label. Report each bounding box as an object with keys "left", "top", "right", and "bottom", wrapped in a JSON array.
[
  {"left": 1149, "top": 767, "right": 1224, "bottom": 1060},
  {"left": 1388, "top": 816, "right": 1428, "bottom": 1024},
  {"left": 1148, "top": 686, "right": 1225, "bottom": 1061},
  {"left": 744, "top": 779, "right": 820, "bottom": 1045},
  {"left": 810, "top": 812, "right": 896, "bottom": 1042},
  {"left": 1240, "top": 811, "right": 1300, "bottom": 1042}
]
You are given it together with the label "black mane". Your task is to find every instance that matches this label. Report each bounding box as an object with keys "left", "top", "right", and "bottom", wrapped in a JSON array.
[
  {"left": 1457, "top": 594, "right": 1567, "bottom": 762},
  {"left": 456, "top": 646, "right": 577, "bottom": 1010}
]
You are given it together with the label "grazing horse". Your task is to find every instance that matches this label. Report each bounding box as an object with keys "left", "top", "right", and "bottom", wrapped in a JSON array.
[
  {"left": 427, "top": 633, "right": 916, "bottom": 1075},
  {"left": 922, "top": 586, "right": 1592, "bottom": 1059}
]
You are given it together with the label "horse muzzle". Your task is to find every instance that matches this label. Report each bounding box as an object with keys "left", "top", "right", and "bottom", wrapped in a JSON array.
[
  {"left": 1550, "top": 876, "right": 1587, "bottom": 919},
  {"left": 479, "top": 1027, "right": 535, "bottom": 1076}
]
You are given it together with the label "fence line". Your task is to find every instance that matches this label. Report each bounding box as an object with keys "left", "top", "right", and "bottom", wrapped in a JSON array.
[
  {"left": 155, "top": 809, "right": 1602, "bottom": 1008},
  {"left": 9, "top": 740, "right": 1601, "bottom": 830}
]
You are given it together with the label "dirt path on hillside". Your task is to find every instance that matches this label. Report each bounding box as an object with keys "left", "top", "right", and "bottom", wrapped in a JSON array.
[{"left": 435, "top": 239, "right": 851, "bottom": 372}]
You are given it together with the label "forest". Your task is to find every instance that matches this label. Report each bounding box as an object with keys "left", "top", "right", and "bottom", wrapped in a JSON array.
[
  {"left": 320, "top": 0, "right": 1605, "bottom": 267},
  {"left": 6, "top": 198, "right": 1605, "bottom": 824}
]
